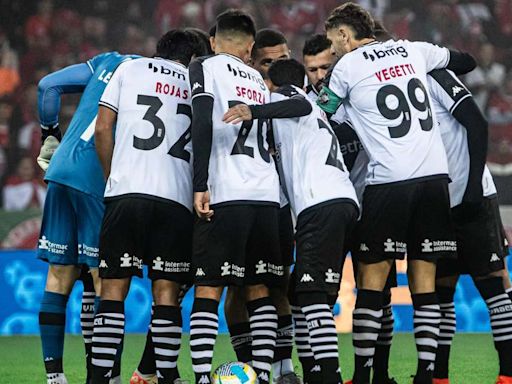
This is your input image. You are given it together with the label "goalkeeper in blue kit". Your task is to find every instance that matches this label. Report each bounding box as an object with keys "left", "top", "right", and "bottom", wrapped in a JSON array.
[{"left": 37, "top": 52, "right": 138, "bottom": 384}]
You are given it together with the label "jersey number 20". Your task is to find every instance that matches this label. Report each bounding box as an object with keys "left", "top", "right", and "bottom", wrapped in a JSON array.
[
  {"left": 134, "top": 95, "right": 191, "bottom": 162},
  {"left": 229, "top": 101, "right": 270, "bottom": 163}
]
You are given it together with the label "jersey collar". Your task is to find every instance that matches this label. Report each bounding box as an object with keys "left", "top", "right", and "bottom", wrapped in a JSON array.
[
  {"left": 153, "top": 56, "right": 187, "bottom": 69},
  {"left": 218, "top": 52, "right": 244, "bottom": 63}
]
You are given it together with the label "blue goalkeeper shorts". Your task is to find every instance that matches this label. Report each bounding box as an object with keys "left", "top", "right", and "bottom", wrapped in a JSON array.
[{"left": 37, "top": 181, "right": 104, "bottom": 268}]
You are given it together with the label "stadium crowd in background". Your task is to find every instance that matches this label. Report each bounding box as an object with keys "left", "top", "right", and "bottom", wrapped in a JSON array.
[{"left": 0, "top": 0, "right": 512, "bottom": 207}]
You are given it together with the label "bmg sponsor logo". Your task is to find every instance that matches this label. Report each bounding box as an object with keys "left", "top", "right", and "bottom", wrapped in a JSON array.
[{"left": 363, "top": 46, "right": 408, "bottom": 61}]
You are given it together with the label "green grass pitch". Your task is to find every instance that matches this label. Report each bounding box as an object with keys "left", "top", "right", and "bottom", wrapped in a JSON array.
[{"left": 0, "top": 334, "right": 498, "bottom": 383}]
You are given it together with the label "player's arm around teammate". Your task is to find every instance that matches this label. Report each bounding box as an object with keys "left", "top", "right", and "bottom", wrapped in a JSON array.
[
  {"left": 188, "top": 10, "right": 284, "bottom": 384},
  {"left": 224, "top": 59, "right": 360, "bottom": 383}
]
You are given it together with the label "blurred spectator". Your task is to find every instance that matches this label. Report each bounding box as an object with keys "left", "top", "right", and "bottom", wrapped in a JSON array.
[
  {"left": 464, "top": 43, "right": 507, "bottom": 109},
  {"left": 3, "top": 156, "right": 46, "bottom": 211},
  {"left": 0, "top": 98, "right": 12, "bottom": 180},
  {"left": 0, "top": 30, "right": 20, "bottom": 97}
]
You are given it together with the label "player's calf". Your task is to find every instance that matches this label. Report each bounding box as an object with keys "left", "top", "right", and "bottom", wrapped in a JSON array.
[{"left": 40, "top": 265, "right": 81, "bottom": 384}]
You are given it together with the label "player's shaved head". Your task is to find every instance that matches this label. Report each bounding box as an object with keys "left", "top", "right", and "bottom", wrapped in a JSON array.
[
  {"left": 268, "top": 59, "right": 305, "bottom": 89},
  {"left": 216, "top": 9, "right": 256, "bottom": 39},
  {"left": 251, "top": 29, "right": 290, "bottom": 77},
  {"left": 156, "top": 29, "right": 199, "bottom": 66},
  {"left": 213, "top": 9, "right": 256, "bottom": 62}
]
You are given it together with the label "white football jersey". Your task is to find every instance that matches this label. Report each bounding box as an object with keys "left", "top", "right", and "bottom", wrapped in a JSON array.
[
  {"left": 189, "top": 53, "right": 279, "bottom": 205},
  {"left": 271, "top": 85, "right": 359, "bottom": 217},
  {"left": 427, "top": 69, "right": 496, "bottom": 207},
  {"left": 99, "top": 57, "right": 193, "bottom": 210},
  {"left": 323, "top": 39, "right": 451, "bottom": 185}
]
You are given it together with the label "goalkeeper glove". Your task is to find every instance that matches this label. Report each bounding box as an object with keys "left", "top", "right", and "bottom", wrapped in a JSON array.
[{"left": 37, "top": 135, "right": 60, "bottom": 171}]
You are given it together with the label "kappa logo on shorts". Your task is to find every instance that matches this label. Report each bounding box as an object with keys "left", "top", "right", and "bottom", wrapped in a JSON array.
[
  {"left": 256, "top": 260, "right": 267, "bottom": 274},
  {"left": 196, "top": 268, "right": 206, "bottom": 277},
  {"left": 99, "top": 259, "right": 108, "bottom": 268},
  {"left": 384, "top": 238, "right": 407, "bottom": 253},
  {"left": 490, "top": 253, "right": 501, "bottom": 262},
  {"left": 421, "top": 239, "right": 457, "bottom": 253},
  {"left": 153, "top": 257, "right": 164, "bottom": 271},
  {"left": 359, "top": 243, "right": 370, "bottom": 252},
  {"left": 300, "top": 273, "right": 314, "bottom": 283},
  {"left": 325, "top": 269, "right": 340, "bottom": 284}
]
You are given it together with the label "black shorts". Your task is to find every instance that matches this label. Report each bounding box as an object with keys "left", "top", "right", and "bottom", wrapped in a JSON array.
[
  {"left": 437, "top": 196, "right": 508, "bottom": 278},
  {"left": 99, "top": 196, "right": 193, "bottom": 282},
  {"left": 349, "top": 222, "right": 398, "bottom": 290},
  {"left": 279, "top": 204, "right": 295, "bottom": 267},
  {"left": 291, "top": 200, "right": 358, "bottom": 295},
  {"left": 353, "top": 177, "right": 456, "bottom": 263},
  {"left": 192, "top": 204, "right": 284, "bottom": 287}
]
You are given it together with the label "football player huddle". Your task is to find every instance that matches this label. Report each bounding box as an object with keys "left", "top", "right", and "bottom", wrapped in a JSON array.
[{"left": 35, "top": 2, "right": 512, "bottom": 384}]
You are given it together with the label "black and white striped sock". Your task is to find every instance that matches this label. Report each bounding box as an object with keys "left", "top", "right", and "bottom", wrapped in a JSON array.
[
  {"left": 352, "top": 289, "right": 382, "bottom": 384},
  {"left": 228, "top": 322, "right": 252, "bottom": 363},
  {"left": 247, "top": 297, "right": 278, "bottom": 384},
  {"left": 91, "top": 300, "right": 125, "bottom": 384},
  {"left": 434, "top": 286, "right": 456, "bottom": 380},
  {"left": 272, "top": 314, "right": 294, "bottom": 378},
  {"left": 476, "top": 277, "right": 512, "bottom": 376},
  {"left": 151, "top": 305, "right": 182, "bottom": 383},
  {"left": 190, "top": 298, "right": 219, "bottom": 384},
  {"left": 81, "top": 289, "right": 96, "bottom": 381},
  {"left": 292, "top": 305, "right": 322, "bottom": 383},
  {"left": 137, "top": 303, "right": 156, "bottom": 375},
  {"left": 299, "top": 293, "right": 341, "bottom": 384},
  {"left": 412, "top": 293, "right": 440, "bottom": 384},
  {"left": 506, "top": 287, "right": 512, "bottom": 302},
  {"left": 373, "top": 291, "right": 394, "bottom": 383}
]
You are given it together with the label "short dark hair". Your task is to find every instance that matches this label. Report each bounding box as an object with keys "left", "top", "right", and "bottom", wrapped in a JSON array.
[
  {"left": 325, "top": 2, "right": 375, "bottom": 40},
  {"left": 216, "top": 9, "right": 256, "bottom": 38},
  {"left": 208, "top": 25, "right": 216, "bottom": 37},
  {"left": 373, "top": 20, "right": 393, "bottom": 41},
  {"left": 268, "top": 59, "right": 305, "bottom": 88},
  {"left": 303, "top": 34, "right": 332, "bottom": 56},
  {"left": 185, "top": 27, "right": 213, "bottom": 55},
  {"left": 156, "top": 29, "right": 198, "bottom": 66},
  {"left": 254, "top": 29, "right": 287, "bottom": 50}
]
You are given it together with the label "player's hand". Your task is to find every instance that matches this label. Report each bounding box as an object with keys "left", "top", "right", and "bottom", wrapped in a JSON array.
[
  {"left": 223, "top": 103, "right": 252, "bottom": 124},
  {"left": 194, "top": 191, "right": 214, "bottom": 221},
  {"left": 37, "top": 136, "right": 60, "bottom": 172}
]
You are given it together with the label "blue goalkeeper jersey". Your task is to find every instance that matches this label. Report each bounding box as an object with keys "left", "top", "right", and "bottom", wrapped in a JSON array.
[{"left": 43, "top": 52, "right": 138, "bottom": 198}]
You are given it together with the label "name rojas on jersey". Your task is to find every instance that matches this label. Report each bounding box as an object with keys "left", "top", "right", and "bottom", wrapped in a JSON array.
[
  {"left": 99, "top": 57, "right": 193, "bottom": 211},
  {"left": 271, "top": 85, "right": 358, "bottom": 217},
  {"left": 427, "top": 69, "right": 496, "bottom": 207},
  {"left": 321, "top": 39, "right": 452, "bottom": 186},
  {"left": 190, "top": 53, "right": 279, "bottom": 205}
]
